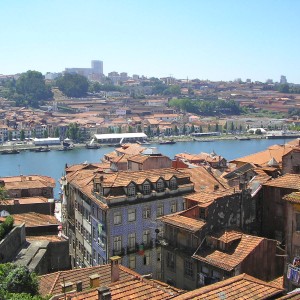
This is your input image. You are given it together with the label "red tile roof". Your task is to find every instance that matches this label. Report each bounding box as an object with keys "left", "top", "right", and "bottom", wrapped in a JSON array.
[
  {"left": 159, "top": 213, "right": 206, "bottom": 233},
  {"left": 193, "top": 232, "right": 265, "bottom": 271},
  {"left": 172, "top": 273, "right": 284, "bottom": 299},
  {"left": 283, "top": 192, "right": 300, "bottom": 204},
  {"left": 263, "top": 174, "right": 300, "bottom": 190},
  {"left": 68, "top": 277, "right": 182, "bottom": 300},
  {"left": 39, "top": 264, "right": 139, "bottom": 297},
  {"left": 0, "top": 175, "right": 55, "bottom": 189}
]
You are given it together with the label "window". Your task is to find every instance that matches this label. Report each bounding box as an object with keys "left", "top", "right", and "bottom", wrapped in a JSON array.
[
  {"left": 169, "top": 177, "right": 177, "bottom": 190},
  {"left": 113, "top": 236, "right": 122, "bottom": 252},
  {"left": 128, "top": 233, "right": 136, "bottom": 250},
  {"left": 184, "top": 259, "right": 194, "bottom": 278},
  {"left": 128, "top": 209, "right": 136, "bottom": 222},
  {"left": 157, "top": 179, "right": 165, "bottom": 192},
  {"left": 170, "top": 201, "right": 177, "bottom": 213},
  {"left": 296, "top": 214, "right": 300, "bottom": 231},
  {"left": 143, "top": 206, "right": 151, "bottom": 219},
  {"left": 114, "top": 211, "right": 122, "bottom": 225},
  {"left": 98, "top": 254, "right": 102, "bottom": 265},
  {"left": 199, "top": 208, "right": 206, "bottom": 220},
  {"left": 157, "top": 203, "right": 164, "bottom": 217},
  {"left": 143, "top": 230, "right": 151, "bottom": 245},
  {"left": 144, "top": 251, "right": 150, "bottom": 265},
  {"left": 127, "top": 184, "right": 136, "bottom": 197},
  {"left": 92, "top": 226, "right": 96, "bottom": 240},
  {"left": 143, "top": 182, "right": 151, "bottom": 195},
  {"left": 129, "top": 255, "right": 136, "bottom": 269},
  {"left": 167, "top": 252, "right": 175, "bottom": 270}
]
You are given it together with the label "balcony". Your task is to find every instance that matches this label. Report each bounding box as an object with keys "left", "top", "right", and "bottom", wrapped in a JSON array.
[
  {"left": 112, "top": 247, "right": 125, "bottom": 257},
  {"left": 159, "top": 238, "right": 194, "bottom": 256}
]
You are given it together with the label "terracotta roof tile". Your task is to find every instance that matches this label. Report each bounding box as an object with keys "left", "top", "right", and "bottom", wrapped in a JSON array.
[
  {"left": 283, "top": 192, "right": 300, "bottom": 204},
  {"left": 185, "top": 189, "right": 239, "bottom": 206},
  {"left": 8, "top": 212, "right": 59, "bottom": 227},
  {"left": 231, "top": 144, "right": 294, "bottom": 167},
  {"left": 193, "top": 232, "right": 265, "bottom": 271},
  {"left": 184, "top": 167, "right": 228, "bottom": 192},
  {"left": 160, "top": 214, "right": 206, "bottom": 233},
  {"left": 39, "top": 264, "right": 139, "bottom": 297},
  {"left": 0, "top": 175, "right": 55, "bottom": 189},
  {"left": 263, "top": 174, "right": 300, "bottom": 190},
  {"left": 172, "top": 273, "right": 284, "bottom": 299}
]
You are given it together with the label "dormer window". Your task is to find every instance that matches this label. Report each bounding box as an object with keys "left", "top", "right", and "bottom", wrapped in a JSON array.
[
  {"left": 127, "top": 183, "right": 136, "bottom": 197},
  {"left": 169, "top": 177, "right": 177, "bottom": 190},
  {"left": 157, "top": 179, "right": 165, "bottom": 192},
  {"left": 143, "top": 182, "right": 151, "bottom": 195}
]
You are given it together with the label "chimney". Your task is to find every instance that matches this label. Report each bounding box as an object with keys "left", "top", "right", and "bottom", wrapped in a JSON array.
[
  {"left": 98, "top": 286, "right": 111, "bottom": 300},
  {"left": 60, "top": 282, "right": 73, "bottom": 293},
  {"left": 110, "top": 256, "right": 121, "bottom": 283},
  {"left": 76, "top": 281, "right": 82, "bottom": 292},
  {"left": 89, "top": 274, "right": 100, "bottom": 288}
]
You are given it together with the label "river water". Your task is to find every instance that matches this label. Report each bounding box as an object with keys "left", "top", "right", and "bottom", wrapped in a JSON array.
[{"left": 0, "top": 138, "right": 294, "bottom": 198}]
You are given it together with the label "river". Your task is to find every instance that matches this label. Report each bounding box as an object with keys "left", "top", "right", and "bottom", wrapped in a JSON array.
[{"left": 0, "top": 137, "right": 294, "bottom": 198}]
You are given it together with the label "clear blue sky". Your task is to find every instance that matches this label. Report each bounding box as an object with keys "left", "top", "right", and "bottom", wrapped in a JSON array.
[{"left": 1, "top": 0, "right": 299, "bottom": 82}]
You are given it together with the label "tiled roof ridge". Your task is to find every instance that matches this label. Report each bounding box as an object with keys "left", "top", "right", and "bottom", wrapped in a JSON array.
[{"left": 49, "top": 272, "right": 61, "bottom": 294}]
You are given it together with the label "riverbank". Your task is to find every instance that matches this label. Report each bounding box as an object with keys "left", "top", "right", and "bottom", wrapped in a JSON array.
[{"left": 0, "top": 133, "right": 297, "bottom": 154}]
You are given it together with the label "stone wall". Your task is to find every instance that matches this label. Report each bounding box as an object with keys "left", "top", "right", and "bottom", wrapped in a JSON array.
[{"left": 0, "top": 223, "right": 26, "bottom": 263}]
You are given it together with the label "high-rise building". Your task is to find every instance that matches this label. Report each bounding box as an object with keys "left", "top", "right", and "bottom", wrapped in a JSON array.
[
  {"left": 280, "top": 75, "right": 287, "bottom": 84},
  {"left": 65, "top": 60, "right": 103, "bottom": 79},
  {"left": 91, "top": 60, "right": 103, "bottom": 75}
]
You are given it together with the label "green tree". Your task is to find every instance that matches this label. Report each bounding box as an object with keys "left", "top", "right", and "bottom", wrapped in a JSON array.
[
  {"left": 191, "top": 124, "right": 195, "bottom": 133},
  {"left": 43, "top": 130, "right": 48, "bottom": 138},
  {"left": 67, "top": 123, "right": 80, "bottom": 141},
  {"left": 54, "top": 128, "right": 60, "bottom": 138},
  {"left": 137, "top": 125, "right": 142, "bottom": 133},
  {"left": 14, "top": 71, "right": 53, "bottom": 107},
  {"left": 146, "top": 125, "right": 152, "bottom": 137},
  {"left": 128, "top": 125, "right": 133, "bottom": 133},
  {"left": 199, "top": 125, "right": 203, "bottom": 133},
  {"left": 0, "top": 186, "right": 7, "bottom": 201},
  {"left": 56, "top": 73, "right": 89, "bottom": 97},
  {"left": 230, "top": 122, "right": 234, "bottom": 132},
  {"left": 278, "top": 84, "right": 289, "bottom": 93},
  {"left": 0, "top": 264, "right": 38, "bottom": 296},
  {"left": 182, "top": 124, "right": 186, "bottom": 135},
  {"left": 215, "top": 123, "right": 219, "bottom": 132},
  {"left": 174, "top": 125, "right": 179, "bottom": 135},
  {"left": 156, "top": 127, "right": 160, "bottom": 136},
  {"left": 20, "top": 130, "right": 25, "bottom": 141},
  {"left": 8, "top": 131, "right": 12, "bottom": 141}
]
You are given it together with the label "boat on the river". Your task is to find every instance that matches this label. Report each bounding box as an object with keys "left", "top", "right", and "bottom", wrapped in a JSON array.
[
  {"left": 85, "top": 143, "right": 100, "bottom": 149},
  {"left": 235, "top": 136, "right": 251, "bottom": 141},
  {"left": 34, "top": 146, "right": 50, "bottom": 152},
  {"left": 159, "top": 139, "right": 176, "bottom": 145},
  {"left": 1, "top": 149, "right": 20, "bottom": 155}
]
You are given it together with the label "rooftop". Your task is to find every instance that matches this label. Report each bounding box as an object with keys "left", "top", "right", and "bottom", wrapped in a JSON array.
[
  {"left": 39, "top": 264, "right": 139, "bottom": 296},
  {"left": 159, "top": 213, "right": 206, "bottom": 233},
  {"left": 283, "top": 192, "right": 300, "bottom": 204},
  {"left": 230, "top": 144, "right": 295, "bottom": 167},
  {"left": 172, "top": 273, "right": 284, "bottom": 300},
  {"left": 0, "top": 175, "right": 56, "bottom": 190},
  {"left": 64, "top": 277, "right": 182, "bottom": 300},
  {"left": 263, "top": 174, "right": 300, "bottom": 190},
  {"left": 193, "top": 231, "right": 265, "bottom": 271}
]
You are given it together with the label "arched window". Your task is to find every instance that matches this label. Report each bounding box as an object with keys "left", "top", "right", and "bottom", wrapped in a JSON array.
[
  {"left": 157, "top": 179, "right": 165, "bottom": 192},
  {"left": 169, "top": 177, "right": 177, "bottom": 190},
  {"left": 127, "top": 183, "right": 136, "bottom": 197},
  {"left": 143, "top": 182, "right": 151, "bottom": 195}
]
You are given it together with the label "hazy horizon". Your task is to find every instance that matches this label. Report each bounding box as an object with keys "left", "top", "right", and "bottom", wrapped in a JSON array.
[{"left": 1, "top": 0, "right": 299, "bottom": 83}]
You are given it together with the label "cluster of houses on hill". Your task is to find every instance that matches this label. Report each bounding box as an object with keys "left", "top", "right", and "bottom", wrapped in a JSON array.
[{"left": 2, "top": 139, "right": 300, "bottom": 298}]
